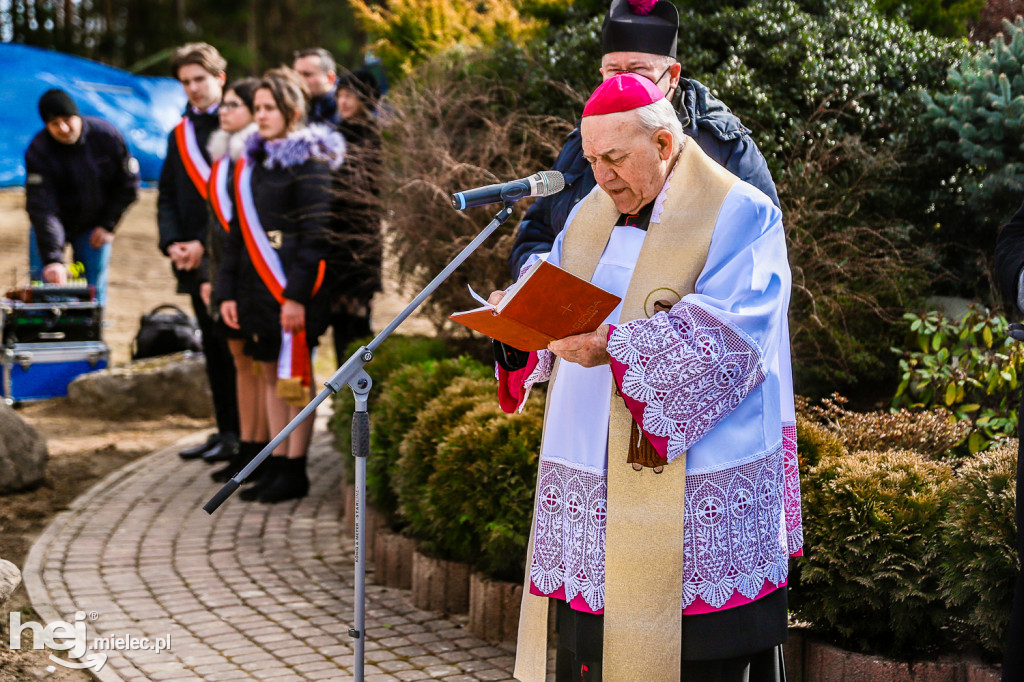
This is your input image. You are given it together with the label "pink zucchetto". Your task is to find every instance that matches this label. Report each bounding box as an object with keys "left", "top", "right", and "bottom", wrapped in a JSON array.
[{"left": 581, "top": 72, "right": 665, "bottom": 118}]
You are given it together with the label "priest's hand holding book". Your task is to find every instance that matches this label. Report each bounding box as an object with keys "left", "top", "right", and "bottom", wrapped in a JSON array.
[
  {"left": 453, "top": 259, "right": 621, "bottom": 369},
  {"left": 487, "top": 288, "right": 611, "bottom": 368}
]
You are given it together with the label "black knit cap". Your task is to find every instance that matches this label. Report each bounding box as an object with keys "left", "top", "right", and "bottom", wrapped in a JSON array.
[
  {"left": 601, "top": 0, "right": 679, "bottom": 59},
  {"left": 38, "top": 88, "right": 80, "bottom": 122},
  {"left": 337, "top": 68, "right": 381, "bottom": 111}
]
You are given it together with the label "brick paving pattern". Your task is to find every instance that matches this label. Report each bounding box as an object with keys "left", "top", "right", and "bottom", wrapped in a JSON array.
[{"left": 22, "top": 414, "right": 520, "bottom": 681}]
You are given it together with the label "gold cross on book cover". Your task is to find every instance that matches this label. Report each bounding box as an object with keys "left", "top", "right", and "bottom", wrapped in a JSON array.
[{"left": 449, "top": 260, "right": 621, "bottom": 351}]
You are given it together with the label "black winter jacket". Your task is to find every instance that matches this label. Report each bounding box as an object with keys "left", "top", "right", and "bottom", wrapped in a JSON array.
[
  {"left": 507, "top": 78, "right": 780, "bottom": 276},
  {"left": 25, "top": 117, "right": 139, "bottom": 265},
  {"left": 217, "top": 125, "right": 345, "bottom": 341},
  {"left": 995, "top": 199, "right": 1024, "bottom": 314},
  {"left": 157, "top": 107, "right": 219, "bottom": 294},
  {"left": 329, "top": 116, "right": 383, "bottom": 304}
]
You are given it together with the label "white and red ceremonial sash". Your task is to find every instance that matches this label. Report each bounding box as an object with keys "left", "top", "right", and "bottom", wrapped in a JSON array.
[
  {"left": 233, "top": 157, "right": 325, "bottom": 388},
  {"left": 209, "top": 157, "right": 233, "bottom": 232},
  {"left": 174, "top": 117, "right": 211, "bottom": 201}
]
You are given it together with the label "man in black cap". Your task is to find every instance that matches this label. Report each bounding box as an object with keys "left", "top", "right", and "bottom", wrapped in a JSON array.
[
  {"left": 24, "top": 88, "right": 139, "bottom": 306},
  {"left": 506, "top": 0, "right": 780, "bottom": 277}
]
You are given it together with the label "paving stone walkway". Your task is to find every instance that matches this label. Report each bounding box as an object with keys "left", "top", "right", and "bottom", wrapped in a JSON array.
[{"left": 23, "top": 412, "right": 520, "bottom": 682}]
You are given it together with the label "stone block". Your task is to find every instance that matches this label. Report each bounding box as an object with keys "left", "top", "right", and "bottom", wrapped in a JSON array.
[
  {"left": 373, "top": 529, "right": 416, "bottom": 590},
  {"left": 67, "top": 351, "right": 212, "bottom": 418},
  {"left": 468, "top": 573, "right": 522, "bottom": 643},
  {"left": 411, "top": 551, "right": 469, "bottom": 615},
  {"left": 0, "top": 558, "right": 22, "bottom": 608}
]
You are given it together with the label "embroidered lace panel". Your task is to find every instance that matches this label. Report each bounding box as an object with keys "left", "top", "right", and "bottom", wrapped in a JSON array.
[
  {"left": 607, "top": 302, "right": 766, "bottom": 460},
  {"left": 782, "top": 423, "right": 804, "bottom": 555},
  {"left": 531, "top": 460, "right": 607, "bottom": 611},
  {"left": 531, "top": 449, "right": 789, "bottom": 612}
]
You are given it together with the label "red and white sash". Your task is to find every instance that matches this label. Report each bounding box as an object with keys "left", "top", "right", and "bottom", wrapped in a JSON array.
[
  {"left": 209, "top": 157, "right": 233, "bottom": 232},
  {"left": 174, "top": 117, "right": 211, "bottom": 200},
  {"left": 233, "top": 157, "right": 325, "bottom": 388}
]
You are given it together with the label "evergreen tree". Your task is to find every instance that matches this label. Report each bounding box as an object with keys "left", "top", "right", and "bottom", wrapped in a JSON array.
[{"left": 924, "top": 18, "right": 1024, "bottom": 229}]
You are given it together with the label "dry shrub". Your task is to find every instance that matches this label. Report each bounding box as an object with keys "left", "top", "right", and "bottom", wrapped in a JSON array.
[
  {"left": 799, "top": 393, "right": 969, "bottom": 460},
  {"left": 780, "top": 107, "right": 934, "bottom": 394},
  {"left": 381, "top": 50, "right": 572, "bottom": 336}
]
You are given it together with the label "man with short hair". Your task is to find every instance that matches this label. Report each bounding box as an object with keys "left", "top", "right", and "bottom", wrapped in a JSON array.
[
  {"left": 293, "top": 48, "right": 341, "bottom": 126},
  {"left": 498, "top": 73, "right": 800, "bottom": 682},
  {"left": 25, "top": 88, "right": 138, "bottom": 306},
  {"left": 507, "top": 0, "right": 780, "bottom": 277},
  {"left": 158, "top": 42, "right": 239, "bottom": 463}
]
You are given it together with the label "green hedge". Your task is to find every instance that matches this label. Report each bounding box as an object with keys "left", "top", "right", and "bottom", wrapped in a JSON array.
[
  {"left": 938, "top": 439, "right": 1019, "bottom": 655},
  {"left": 395, "top": 376, "right": 497, "bottom": 541},
  {"left": 418, "top": 400, "right": 543, "bottom": 581},
  {"left": 368, "top": 355, "right": 492, "bottom": 525},
  {"left": 796, "top": 449, "right": 955, "bottom": 655},
  {"left": 328, "top": 334, "right": 450, "bottom": 464}
]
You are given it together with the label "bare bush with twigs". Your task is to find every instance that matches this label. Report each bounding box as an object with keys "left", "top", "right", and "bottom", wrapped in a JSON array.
[
  {"left": 780, "top": 104, "right": 936, "bottom": 391},
  {"left": 380, "top": 52, "right": 573, "bottom": 336}
]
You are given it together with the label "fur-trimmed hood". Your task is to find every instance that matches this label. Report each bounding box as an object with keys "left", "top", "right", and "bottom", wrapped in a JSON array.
[
  {"left": 207, "top": 122, "right": 258, "bottom": 162},
  {"left": 244, "top": 123, "right": 346, "bottom": 170}
]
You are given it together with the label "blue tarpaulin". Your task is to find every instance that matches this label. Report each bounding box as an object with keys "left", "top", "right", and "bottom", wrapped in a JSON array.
[{"left": 0, "top": 43, "right": 186, "bottom": 186}]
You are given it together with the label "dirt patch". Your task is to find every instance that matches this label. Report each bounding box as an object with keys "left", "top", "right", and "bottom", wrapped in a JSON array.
[{"left": 0, "top": 402, "right": 211, "bottom": 681}]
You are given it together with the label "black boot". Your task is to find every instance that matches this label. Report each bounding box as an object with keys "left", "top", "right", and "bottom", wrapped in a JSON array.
[
  {"left": 241, "top": 442, "right": 272, "bottom": 483},
  {"left": 259, "top": 456, "right": 309, "bottom": 503},
  {"left": 239, "top": 454, "right": 284, "bottom": 501},
  {"left": 211, "top": 441, "right": 253, "bottom": 483},
  {"left": 202, "top": 432, "right": 239, "bottom": 463},
  {"left": 180, "top": 433, "right": 219, "bottom": 460}
]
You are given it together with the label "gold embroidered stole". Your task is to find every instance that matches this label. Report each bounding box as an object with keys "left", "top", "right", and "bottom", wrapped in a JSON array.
[{"left": 514, "top": 140, "right": 737, "bottom": 682}]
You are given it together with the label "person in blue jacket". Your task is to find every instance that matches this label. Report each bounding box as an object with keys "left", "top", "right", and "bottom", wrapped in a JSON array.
[{"left": 507, "top": 0, "right": 780, "bottom": 277}]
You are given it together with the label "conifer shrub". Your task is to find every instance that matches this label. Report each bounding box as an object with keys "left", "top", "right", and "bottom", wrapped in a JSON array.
[
  {"left": 329, "top": 334, "right": 450, "bottom": 474},
  {"left": 795, "top": 415, "right": 848, "bottom": 470},
  {"left": 938, "top": 439, "right": 1019, "bottom": 655},
  {"left": 795, "top": 449, "right": 955, "bottom": 655},
  {"left": 419, "top": 399, "right": 544, "bottom": 581},
  {"left": 395, "top": 376, "right": 497, "bottom": 538},
  {"left": 368, "top": 356, "right": 492, "bottom": 525},
  {"left": 923, "top": 18, "right": 1024, "bottom": 229}
]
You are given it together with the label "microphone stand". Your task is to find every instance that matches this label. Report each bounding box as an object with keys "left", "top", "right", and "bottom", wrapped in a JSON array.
[{"left": 204, "top": 203, "right": 516, "bottom": 682}]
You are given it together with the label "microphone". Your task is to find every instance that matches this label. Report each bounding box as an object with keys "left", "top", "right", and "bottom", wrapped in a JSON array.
[{"left": 451, "top": 171, "right": 565, "bottom": 210}]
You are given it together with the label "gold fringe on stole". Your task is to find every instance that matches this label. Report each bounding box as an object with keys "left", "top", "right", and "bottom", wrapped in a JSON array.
[
  {"left": 513, "top": 140, "right": 738, "bottom": 682},
  {"left": 628, "top": 418, "right": 667, "bottom": 470}
]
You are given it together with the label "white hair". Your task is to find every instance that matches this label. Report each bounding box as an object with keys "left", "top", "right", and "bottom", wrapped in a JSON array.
[{"left": 635, "top": 97, "right": 685, "bottom": 151}]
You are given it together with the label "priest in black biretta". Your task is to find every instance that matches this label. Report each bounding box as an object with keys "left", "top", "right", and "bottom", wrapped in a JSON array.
[{"left": 602, "top": 0, "right": 679, "bottom": 59}]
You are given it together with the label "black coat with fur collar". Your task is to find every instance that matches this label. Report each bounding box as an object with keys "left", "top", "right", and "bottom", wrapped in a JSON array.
[{"left": 217, "top": 124, "right": 345, "bottom": 342}]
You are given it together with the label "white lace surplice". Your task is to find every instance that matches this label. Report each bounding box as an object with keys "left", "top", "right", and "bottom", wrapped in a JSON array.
[{"left": 529, "top": 181, "right": 800, "bottom": 615}]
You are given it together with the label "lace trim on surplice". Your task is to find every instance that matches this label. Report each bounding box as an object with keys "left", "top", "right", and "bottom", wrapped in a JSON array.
[
  {"left": 607, "top": 301, "right": 766, "bottom": 461},
  {"left": 531, "top": 447, "right": 790, "bottom": 613}
]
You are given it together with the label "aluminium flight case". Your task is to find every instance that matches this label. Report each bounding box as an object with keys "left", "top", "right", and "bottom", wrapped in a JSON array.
[{"left": 1, "top": 341, "right": 109, "bottom": 405}]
